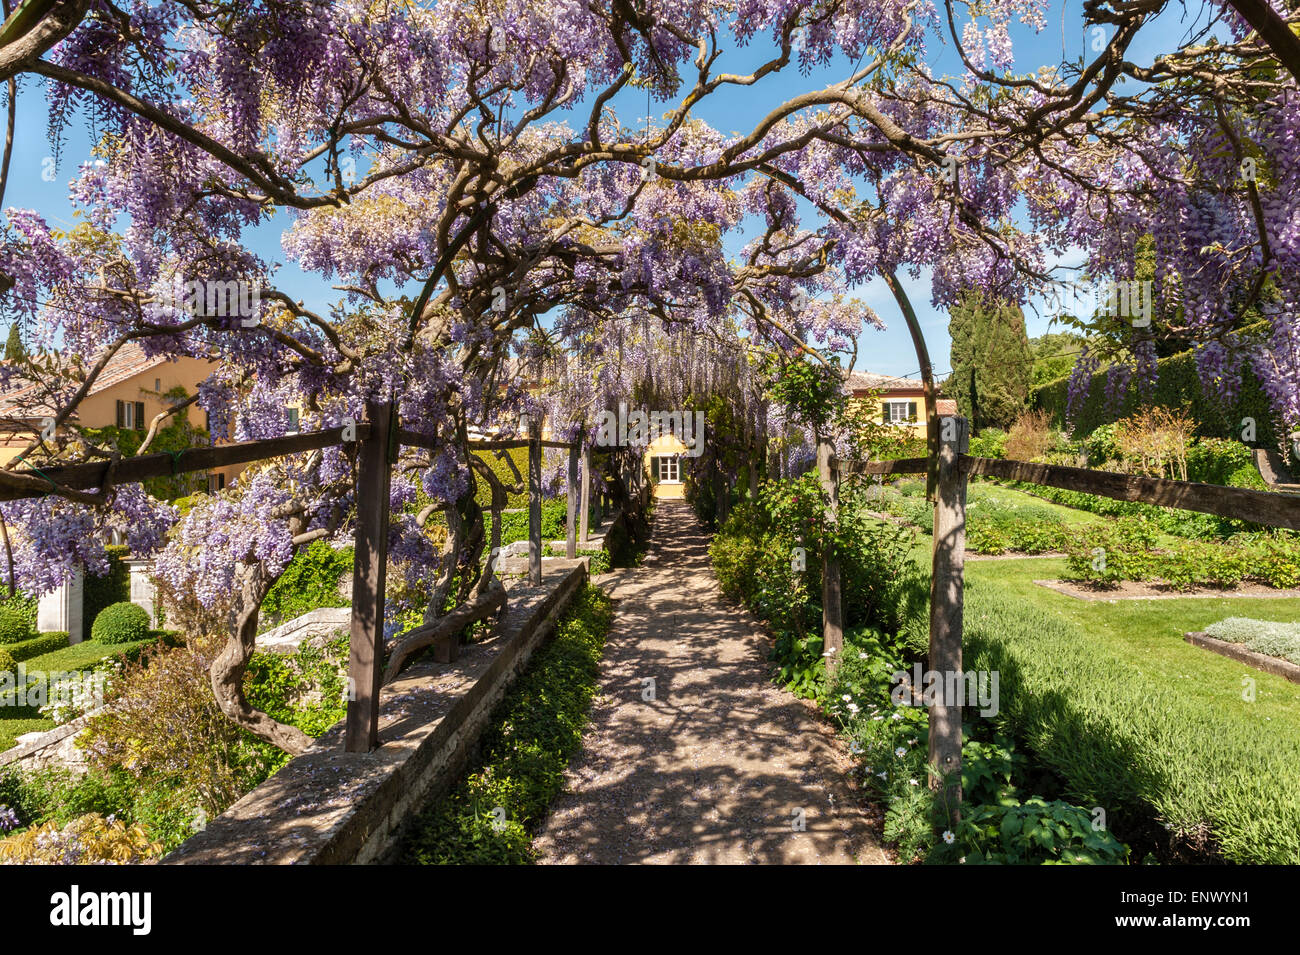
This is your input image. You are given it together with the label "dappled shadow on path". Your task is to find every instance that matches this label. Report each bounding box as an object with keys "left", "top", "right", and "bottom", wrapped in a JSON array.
[{"left": 534, "top": 503, "right": 887, "bottom": 865}]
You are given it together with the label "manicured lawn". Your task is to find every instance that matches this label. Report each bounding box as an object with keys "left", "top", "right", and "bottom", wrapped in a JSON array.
[
  {"left": 964, "top": 555, "right": 1300, "bottom": 729},
  {"left": 1, "top": 635, "right": 164, "bottom": 753},
  {"left": 17, "top": 635, "right": 160, "bottom": 673}
]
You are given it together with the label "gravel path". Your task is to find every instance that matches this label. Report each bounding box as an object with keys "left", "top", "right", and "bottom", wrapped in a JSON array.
[{"left": 534, "top": 502, "right": 888, "bottom": 865}]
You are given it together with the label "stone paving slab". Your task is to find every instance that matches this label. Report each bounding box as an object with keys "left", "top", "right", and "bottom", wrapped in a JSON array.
[{"left": 534, "top": 503, "right": 888, "bottom": 865}]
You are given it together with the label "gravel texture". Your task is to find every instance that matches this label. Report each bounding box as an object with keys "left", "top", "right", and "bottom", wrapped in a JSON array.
[{"left": 534, "top": 502, "right": 888, "bottom": 865}]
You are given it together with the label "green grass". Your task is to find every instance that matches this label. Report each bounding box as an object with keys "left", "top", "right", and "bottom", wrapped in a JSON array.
[
  {"left": 16, "top": 635, "right": 160, "bottom": 673},
  {"left": 965, "top": 481, "right": 1106, "bottom": 525},
  {"left": 964, "top": 555, "right": 1300, "bottom": 728},
  {"left": 876, "top": 511, "right": 1300, "bottom": 861}
]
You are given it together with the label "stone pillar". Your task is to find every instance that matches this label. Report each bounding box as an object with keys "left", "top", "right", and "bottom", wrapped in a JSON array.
[
  {"left": 126, "top": 559, "right": 157, "bottom": 627},
  {"left": 37, "top": 568, "right": 85, "bottom": 644}
]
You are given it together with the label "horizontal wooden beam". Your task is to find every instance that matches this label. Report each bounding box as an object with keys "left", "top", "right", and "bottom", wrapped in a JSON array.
[
  {"left": 835, "top": 457, "right": 928, "bottom": 478},
  {"left": 0, "top": 425, "right": 370, "bottom": 502},
  {"left": 963, "top": 456, "right": 1300, "bottom": 531}
]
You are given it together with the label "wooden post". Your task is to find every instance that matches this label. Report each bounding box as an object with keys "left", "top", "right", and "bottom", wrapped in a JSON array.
[
  {"left": 528, "top": 417, "right": 542, "bottom": 585},
  {"left": 345, "top": 400, "right": 393, "bottom": 753},
  {"left": 566, "top": 443, "right": 579, "bottom": 559},
  {"left": 579, "top": 447, "right": 591, "bottom": 544},
  {"left": 817, "top": 436, "right": 843, "bottom": 674},
  {"left": 929, "top": 415, "right": 969, "bottom": 830}
]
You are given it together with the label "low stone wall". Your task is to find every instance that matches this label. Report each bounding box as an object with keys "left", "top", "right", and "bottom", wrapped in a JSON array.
[
  {"left": 256, "top": 607, "right": 352, "bottom": 654},
  {"left": 1185, "top": 631, "right": 1300, "bottom": 684},
  {"left": 164, "top": 560, "right": 589, "bottom": 865},
  {"left": 0, "top": 708, "right": 104, "bottom": 774}
]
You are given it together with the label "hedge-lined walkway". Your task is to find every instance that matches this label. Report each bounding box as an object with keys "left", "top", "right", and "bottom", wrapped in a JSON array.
[{"left": 534, "top": 502, "right": 887, "bottom": 865}]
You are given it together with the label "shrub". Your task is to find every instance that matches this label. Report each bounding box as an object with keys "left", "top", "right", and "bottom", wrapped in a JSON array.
[
  {"left": 1064, "top": 524, "right": 1300, "bottom": 590},
  {"left": 0, "top": 646, "right": 15, "bottom": 677},
  {"left": 967, "top": 428, "right": 1007, "bottom": 459},
  {"left": 498, "top": 499, "right": 567, "bottom": 546},
  {"left": 0, "top": 812, "right": 161, "bottom": 864},
  {"left": 1082, "top": 422, "right": 1120, "bottom": 466},
  {"left": 7, "top": 631, "right": 70, "bottom": 663},
  {"left": 1113, "top": 407, "right": 1195, "bottom": 480},
  {"left": 245, "top": 634, "right": 349, "bottom": 738},
  {"left": 83, "top": 545, "right": 130, "bottom": 633},
  {"left": 0, "top": 605, "right": 32, "bottom": 645},
  {"left": 0, "top": 592, "right": 37, "bottom": 632},
  {"left": 399, "top": 584, "right": 613, "bottom": 864},
  {"left": 80, "top": 636, "right": 283, "bottom": 816},
  {"left": 1004, "top": 409, "right": 1056, "bottom": 461},
  {"left": 579, "top": 548, "right": 611, "bottom": 575},
  {"left": 929, "top": 797, "right": 1130, "bottom": 865},
  {"left": 91, "top": 601, "right": 151, "bottom": 645},
  {"left": 1186, "top": 437, "right": 1256, "bottom": 486}
]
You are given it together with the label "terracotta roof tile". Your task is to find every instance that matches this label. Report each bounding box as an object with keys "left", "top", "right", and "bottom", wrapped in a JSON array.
[{"left": 0, "top": 342, "right": 173, "bottom": 420}]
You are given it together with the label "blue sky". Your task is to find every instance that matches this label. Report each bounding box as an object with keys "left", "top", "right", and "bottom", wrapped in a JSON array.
[{"left": 2, "top": 2, "right": 1223, "bottom": 379}]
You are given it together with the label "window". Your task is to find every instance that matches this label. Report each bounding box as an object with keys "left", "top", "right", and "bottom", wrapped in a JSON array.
[
  {"left": 286, "top": 407, "right": 300, "bottom": 434},
  {"left": 882, "top": 399, "right": 918, "bottom": 425},
  {"left": 116, "top": 400, "right": 146, "bottom": 431},
  {"left": 208, "top": 473, "right": 226, "bottom": 494},
  {"left": 655, "top": 455, "right": 680, "bottom": 483}
]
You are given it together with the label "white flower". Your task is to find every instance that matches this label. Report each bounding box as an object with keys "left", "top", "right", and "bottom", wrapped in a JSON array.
[
  {"left": 876, "top": 771, "right": 887, "bottom": 779},
  {"left": 943, "top": 830, "right": 955, "bottom": 844},
  {"left": 842, "top": 694, "right": 852, "bottom": 702},
  {"left": 895, "top": 746, "right": 907, "bottom": 758},
  {"left": 908, "top": 737, "right": 918, "bottom": 746},
  {"left": 891, "top": 712, "right": 902, "bottom": 721},
  {"left": 858, "top": 652, "right": 868, "bottom": 659},
  {"left": 909, "top": 778, "right": 918, "bottom": 786},
  {"left": 846, "top": 703, "right": 859, "bottom": 714}
]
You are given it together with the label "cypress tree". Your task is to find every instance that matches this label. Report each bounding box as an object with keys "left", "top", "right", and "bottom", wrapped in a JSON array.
[{"left": 947, "top": 291, "right": 1033, "bottom": 429}]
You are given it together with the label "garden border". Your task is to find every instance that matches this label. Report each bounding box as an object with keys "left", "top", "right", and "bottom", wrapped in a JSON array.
[{"left": 1184, "top": 631, "right": 1300, "bottom": 684}]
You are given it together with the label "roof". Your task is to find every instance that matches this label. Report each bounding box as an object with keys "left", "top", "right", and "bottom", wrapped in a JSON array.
[
  {"left": 0, "top": 342, "right": 174, "bottom": 420},
  {"left": 844, "top": 371, "right": 928, "bottom": 393}
]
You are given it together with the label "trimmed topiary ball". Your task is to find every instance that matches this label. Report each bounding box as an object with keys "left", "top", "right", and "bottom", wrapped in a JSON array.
[
  {"left": 91, "top": 602, "right": 151, "bottom": 645},
  {"left": 0, "top": 607, "right": 32, "bottom": 645},
  {"left": 0, "top": 646, "right": 15, "bottom": 676}
]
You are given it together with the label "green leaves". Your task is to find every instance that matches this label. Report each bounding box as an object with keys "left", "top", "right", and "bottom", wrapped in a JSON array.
[
  {"left": 399, "top": 585, "right": 613, "bottom": 865},
  {"left": 935, "top": 797, "right": 1129, "bottom": 865}
]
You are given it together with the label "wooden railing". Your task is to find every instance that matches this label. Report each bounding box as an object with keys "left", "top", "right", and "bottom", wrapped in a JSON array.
[{"left": 0, "top": 402, "right": 625, "bottom": 752}]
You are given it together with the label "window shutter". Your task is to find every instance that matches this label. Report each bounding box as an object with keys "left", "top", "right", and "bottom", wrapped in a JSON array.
[
  {"left": 135, "top": 402, "right": 146, "bottom": 431},
  {"left": 116, "top": 400, "right": 125, "bottom": 428},
  {"left": 908, "top": 401, "right": 917, "bottom": 421},
  {"left": 651, "top": 456, "right": 660, "bottom": 480},
  {"left": 881, "top": 402, "right": 889, "bottom": 424}
]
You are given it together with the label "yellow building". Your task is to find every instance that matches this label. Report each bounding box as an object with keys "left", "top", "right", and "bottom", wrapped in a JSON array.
[
  {"left": 845, "top": 371, "right": 956, "bottom": 438},
  {"left": 0, "top": 342, "right": 242, "bottom": 492},
  {"left": 645, "top": 431, "right": 689, "bottom": 500}
]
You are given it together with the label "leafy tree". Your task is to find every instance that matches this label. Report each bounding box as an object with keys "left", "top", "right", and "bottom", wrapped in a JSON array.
[{"left": 1029, "top": 333, "right": 1087, "bottom": 388}]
